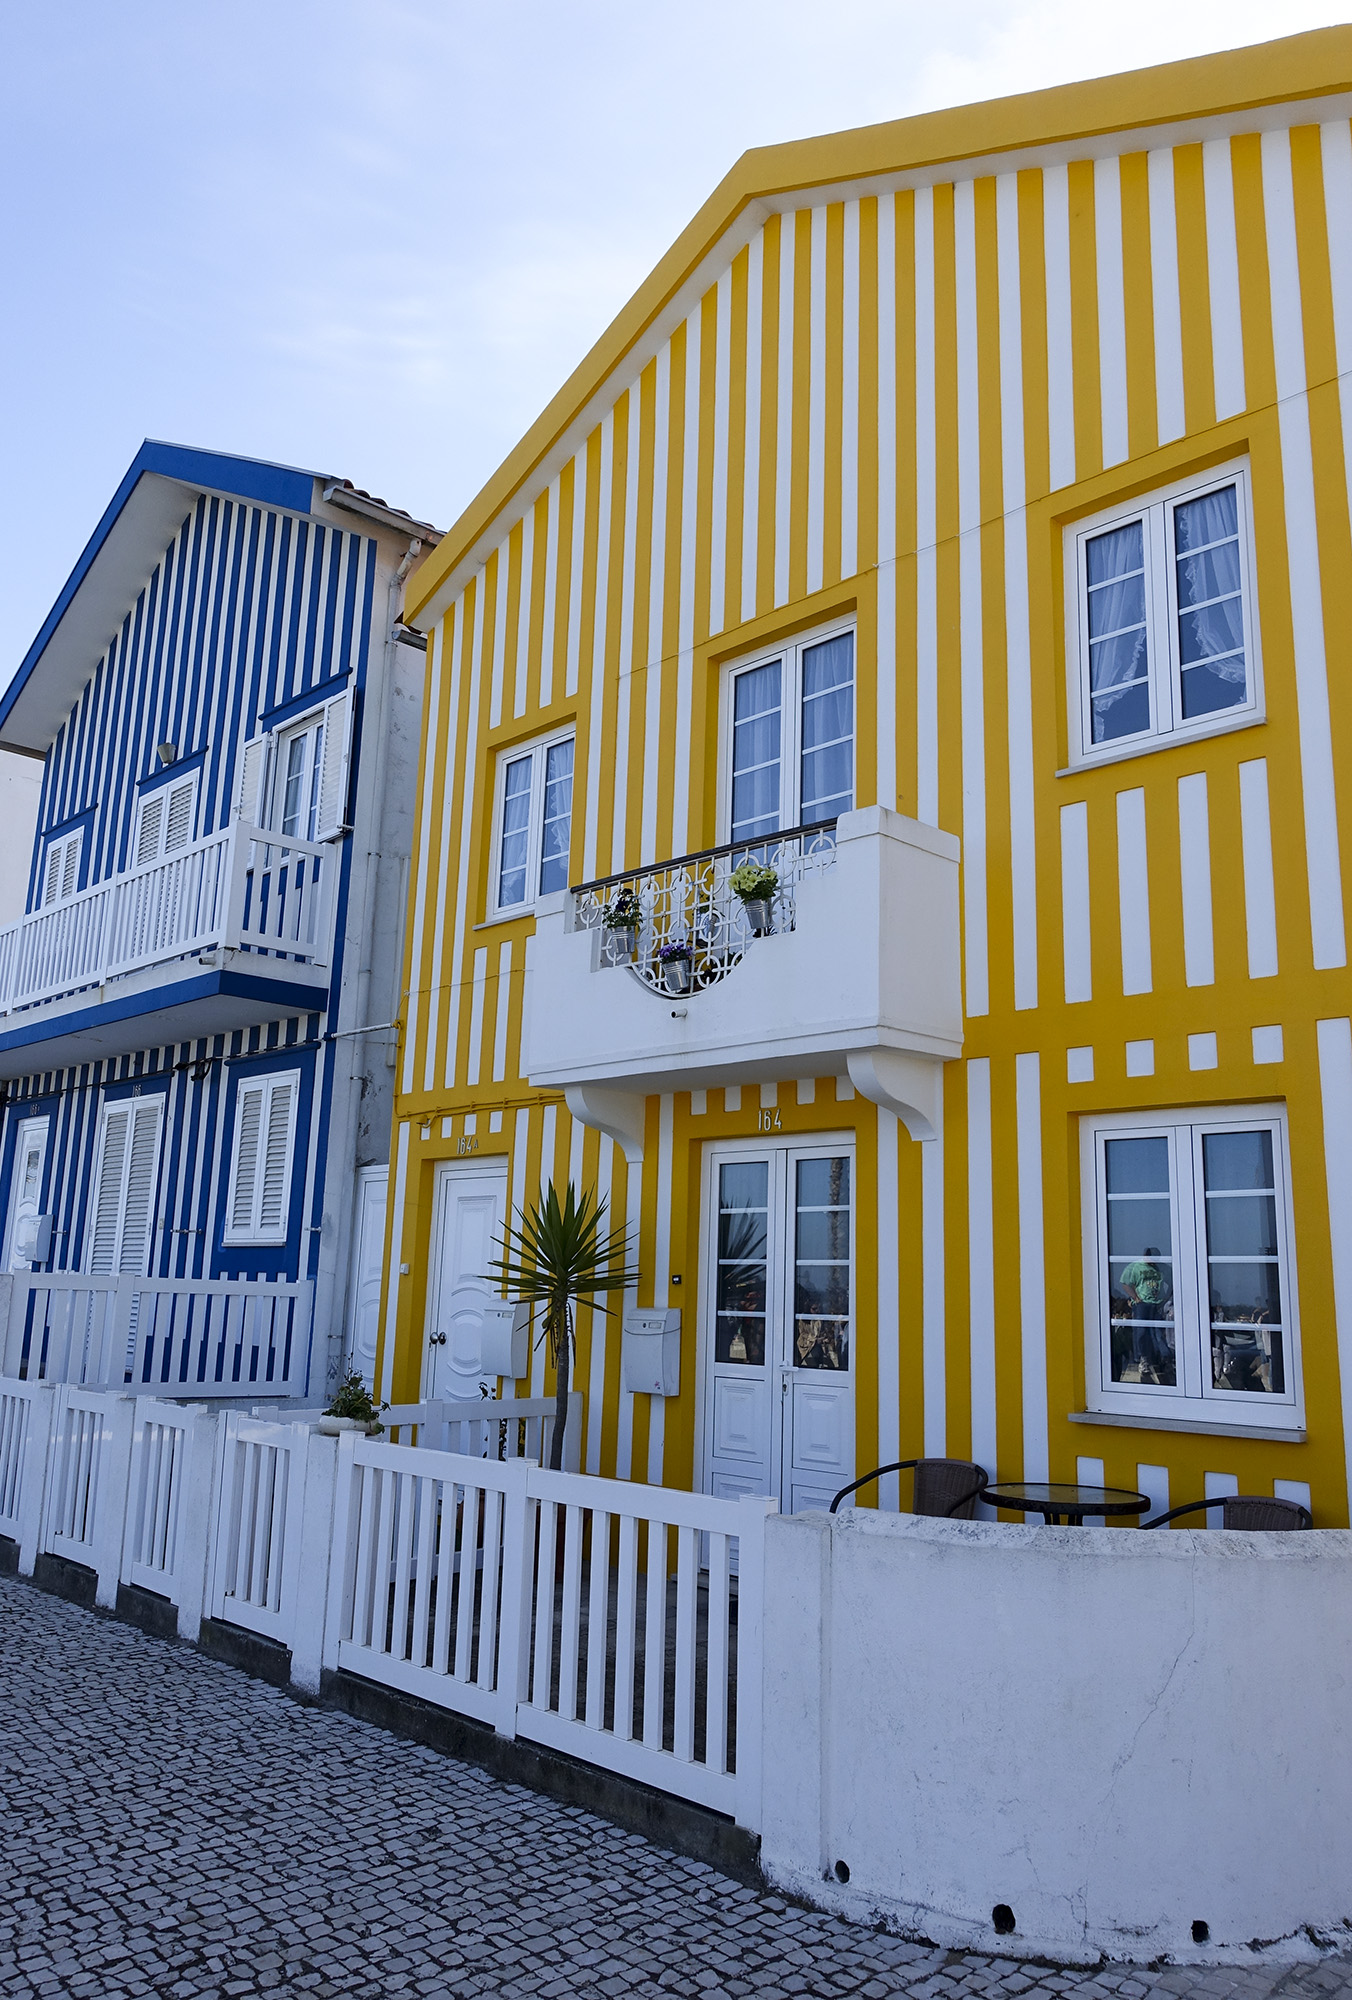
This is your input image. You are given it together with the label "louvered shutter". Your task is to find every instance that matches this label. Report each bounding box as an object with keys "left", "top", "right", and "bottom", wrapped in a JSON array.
[
  {"left": 163, "top": 777, "right": 195, "bottom": 853},
  {"left": 314, "top": 690, "right": 353, "bottom": 842},
  {"left": 258, "top": 1080, "right": 296, "bottom": 1234},
  {"left": 42, "top": 831, "right": 82, "bottom": 905},
  {"left": 229, "top": 1084, "right": 264, "bottom": 1235},
  {"left": 88, "top": 1109, "right": 130, "bottom": 1274},
  {"left": 135, "top": 795, "right": 164, "bottom": 867},
  {"left": 225, "top": 1073, "right": 298, "bottom": 1243},
  {"left": 236, "top": 736, "right": 271, "bottom": 829},
  {"left": 118, "top": 1102, "right": 162, "bottom": 1274}
]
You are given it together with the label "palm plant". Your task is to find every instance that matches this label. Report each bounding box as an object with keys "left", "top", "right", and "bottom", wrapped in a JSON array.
[{"left": 484, "top": 1180, "right": 639, "bottom": 1470}]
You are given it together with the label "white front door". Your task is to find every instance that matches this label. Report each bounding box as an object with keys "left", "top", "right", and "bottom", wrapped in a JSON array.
[
  {"left": 5, "top": 1117, "right": 50, "bottom": 1269},
  {"left": 701, "top": 1140, "right": 855, "bottom": 1515},
  {"left": 427, "top": 1162, "right": 510, "bottom": 1400},
  {"left": 347, "top": 1166, "right": 387, "bottom": 1388}
]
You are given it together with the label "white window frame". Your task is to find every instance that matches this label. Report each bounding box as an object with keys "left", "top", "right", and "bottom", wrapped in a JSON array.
[
  {"left": 271, "top": 712, "right": 326, "bottom": 844},
  {"left": 1066, "top": 458, "right": 1262, "bottom": 767},
  {"left": 223, "top": 1069, "right": 300, "bottom": 1246},
  {"left": 487, "top": 726, "right": 576, "bottom": 918},
  {"left": 719, "top": 616, "right": 856, "bottom": 842},
  {"left": 1080, "top": 1102, "right": 1302, "bottom": 1432},
  {"left": 132, "top": 770, "right": 199, "bottom": 868},
  {"left": 41, "top": 827, "right": 84, "bottom": 906}
]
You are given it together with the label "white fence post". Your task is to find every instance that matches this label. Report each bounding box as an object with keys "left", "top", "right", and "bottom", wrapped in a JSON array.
[
  {"left": 321, "top": 1429, "right": 360, "bottom": 1675},
  {"left": 494, "top": 1455, "right": 534, "bottom": 1740},
  {"left": 733, "top": 1493, "right": 776, "bottom": 1833},
  {"left": 66, "top": 1392, "right": 136, "bottom": 1609},
  {"left": 290, "top": 1431, "right": 338, "bottom": 1695},
  {"left": 0, "top": 1378, "right": 55, "bottom": 1575}
]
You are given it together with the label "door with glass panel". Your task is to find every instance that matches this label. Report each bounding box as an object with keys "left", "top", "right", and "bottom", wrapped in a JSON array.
[
  {"left": 702, "top": 1141, "right": 854, "bottom": 1514},
  {"left": 728, "top": 626, "right": 854, "bottom": 843}
]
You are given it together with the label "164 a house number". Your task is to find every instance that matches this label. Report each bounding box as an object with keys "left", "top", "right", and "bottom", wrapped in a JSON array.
[
  {"left": 457, "top": 1135, "right": 481, "bottom": 1156},
  {"left": 757, "top": 1109, "right": 783, "bottom": 1133}
]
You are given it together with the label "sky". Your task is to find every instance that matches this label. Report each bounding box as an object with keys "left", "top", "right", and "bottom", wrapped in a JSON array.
[{"left": 1, "top": 0, "right": 1346, "bottom": 680}]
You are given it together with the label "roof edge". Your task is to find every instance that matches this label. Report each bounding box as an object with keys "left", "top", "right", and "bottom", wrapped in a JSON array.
[{"left": 407, "top": 24, "right": 1352, "bottom": 627}]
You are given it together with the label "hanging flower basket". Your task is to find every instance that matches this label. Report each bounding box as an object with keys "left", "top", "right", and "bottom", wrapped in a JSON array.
[
  {"left": 729, "top": 861, "right": 778, "bottom": 935},
  {"left": 602, "top": 889, "right": 641, "bottom": 958}
]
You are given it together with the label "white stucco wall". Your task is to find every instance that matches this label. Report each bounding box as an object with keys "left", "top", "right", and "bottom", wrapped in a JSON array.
[
  {"left": 760, "top": 1509, "right": 1352, "bottom": 1966},
  {"left": 0, "top": 750, "right": 43, "bottom": 927}
]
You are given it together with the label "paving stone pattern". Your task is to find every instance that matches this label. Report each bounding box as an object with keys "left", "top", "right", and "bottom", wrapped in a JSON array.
[{"left": 1, "top": 1577, "right": 1350, "bottom": 2000}]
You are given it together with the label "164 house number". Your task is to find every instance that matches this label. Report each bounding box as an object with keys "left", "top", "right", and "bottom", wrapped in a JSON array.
[
  {"left": 456, "top": 1135, "right": 481, "bottom": 1156},
  {"left": 757, "top": 1109, "right": 783, "bottom": 1133}
]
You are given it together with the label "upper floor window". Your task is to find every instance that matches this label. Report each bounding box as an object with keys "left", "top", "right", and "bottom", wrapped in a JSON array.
[
  {"left": 1082, "top": 1104, "right": 1300, "bottom": 1432},
  {"left": 491, "top": 731, "right": 574, "bottom": 914},
  {"left": 277, "top": 715, "right": 324, "bottom": 842},
  {"left": 133, "top": 773, "right": 197, "bottom": 867},
  {"left": 41, "top": 828, "right": 83, "bottom": 906},
  {"left": 727, "top": 624, "right": 855, "bottom": 842},
  {"left": 1070, "top": 462, "right": 1260, "bottom": 763}
]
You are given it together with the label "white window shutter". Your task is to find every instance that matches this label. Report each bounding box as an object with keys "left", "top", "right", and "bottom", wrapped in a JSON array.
[
  {"left": 43, "top": 844, "right": 61, "bottom": 907},
  {"left": 314, "top": 690, "right": 354, "bottom": 842},
  {"left": 60, "top": 833, "right": 81, "bottom": 899},
  {"left": 236, "top": 736, "right": 271, "bottom": 828},
  {"left": 229, "top": 1083, "right": 265, "bottom": 1235},
  {"left": 258, "top": 1080, "right": 296, "bottom": 1233},
  {"left": 164, "top": 778, "right": 195, "bottom": 854},
  {"left": 225, "top": 1072, "right": 298, "bottom": 1244},
  {"left": 88, "top": 1109, "right": 130, "bottom": 1275},
  {"left": 119, "top": 1102, "right": 162, "bottom": 1274},
  {"left": 135, "top": 796, "right": 164, "bottom": 867}
]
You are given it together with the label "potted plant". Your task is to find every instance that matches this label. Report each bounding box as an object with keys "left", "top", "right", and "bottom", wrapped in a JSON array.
[
  {"left": 729, "top": 860, "right": 778, "bottom": 934},
  {"left": 318, "top": 1371, "right": 388, "bottom": 1436},
  {"left": 485, "top": 1181, "right": 638, "bottom": 1471},
  {"left": 657, "top": 939, "right": 694, "bottom": 994},
  {"left": 601, "top": 887, "right": 641, "bottom": 959}
]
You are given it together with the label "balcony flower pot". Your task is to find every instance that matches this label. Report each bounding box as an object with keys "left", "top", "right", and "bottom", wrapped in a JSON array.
[
  {"left": 729, "top": 861, "right": 779, "bottom": 937},
  {"left": 606, "top": 928, "right": 638, "bottom": 960},
  {"left": 657, "top": 942, "right": 694, "bottom": 996},
  {"left": 602, "top": 890, "right": 641, "bottom": 961},
  {"left": 317, "top": 1414, "right": 383, "bottom": 1436}
]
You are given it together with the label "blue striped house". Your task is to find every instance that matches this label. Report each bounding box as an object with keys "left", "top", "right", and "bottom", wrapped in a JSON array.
[{"left": 0, "top": 441, "right": 439, "bottom": 1399}]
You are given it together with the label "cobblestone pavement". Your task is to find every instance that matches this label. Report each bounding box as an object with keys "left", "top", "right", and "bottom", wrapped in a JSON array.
[{"left": 2, "top": 1577, "right": 1350, "bottom": 2000}]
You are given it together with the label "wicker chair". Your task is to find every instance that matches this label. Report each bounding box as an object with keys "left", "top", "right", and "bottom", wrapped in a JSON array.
[
  {"left": 1143, "top": 1494, "right": 1312, "bottom": 1531},
  {"left": 829, "top": 1458, "right": 988, "bottom": 1519}
]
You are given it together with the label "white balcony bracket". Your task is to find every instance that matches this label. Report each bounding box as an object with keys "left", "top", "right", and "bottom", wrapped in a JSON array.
[
  {"left": 564, "top": 1084, "right": 647, "bottom": 1165},
  {"left": 846, "top": 1048, "right": 943, "bottom": 1143}
]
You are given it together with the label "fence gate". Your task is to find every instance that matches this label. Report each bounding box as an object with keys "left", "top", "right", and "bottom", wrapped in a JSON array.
[{"left": 208, "top": 1414, "right": 312, "bottom": 1647}]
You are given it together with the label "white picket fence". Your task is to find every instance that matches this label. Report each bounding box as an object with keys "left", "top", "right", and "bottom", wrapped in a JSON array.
[
  {"left": 0, "top": 1377, "right": 768, "bottom": 1828},
  {"left": 383, "top": 1392, "right": 582, "bottom": 1468},
  {"left": 0, "top": 1271, "right": 313, "bottom": 1398}
]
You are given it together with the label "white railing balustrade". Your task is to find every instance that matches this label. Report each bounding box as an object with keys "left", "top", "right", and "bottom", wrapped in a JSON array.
[
  {"left": 1, "top": 1379, "right": 772, "bottom": 1825},
  {"left": 573, "top": 821, "right": 838, "bottom": 996},
  {"left": 383, "top": 1392, "right": 582, "bottom": 1468},
  {"left": 41, "top": 1385, "right": 136, "bottom": 1606},
  {"left": 0, "top": 1377, "right": 54, "bottom": 1573},
  {"left": 0, "top": 815, "right": 334, "bottom": 1015},
  {"left": 3, "top": 1272, "right": 312, "bottom": 1398}
]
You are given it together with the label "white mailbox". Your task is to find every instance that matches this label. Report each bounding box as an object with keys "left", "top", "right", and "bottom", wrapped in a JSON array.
[
  {"left": 621, "top": 1308, "right": 681, "bottom": 1396},
  {"left": 480, "top": 1301, "right": 531, "bottom": 1381}
]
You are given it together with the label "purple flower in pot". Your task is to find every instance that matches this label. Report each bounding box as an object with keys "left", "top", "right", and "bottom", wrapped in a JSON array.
[{"left": 657, "top": 939, "right": 694, "bottom": 995}]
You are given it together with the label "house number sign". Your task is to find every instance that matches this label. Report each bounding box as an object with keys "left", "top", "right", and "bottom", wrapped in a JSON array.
[
  {"left": 456, "top": 1135, "right": 480, "bottom": 1156},
  {"left": 757, "top": 1109, "right": 783, "bottom": 1132}
]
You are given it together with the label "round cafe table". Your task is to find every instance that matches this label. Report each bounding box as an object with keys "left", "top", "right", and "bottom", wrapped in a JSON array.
[{"left": 982, "top": 1480, "right": 1150, "bottom": 1526}]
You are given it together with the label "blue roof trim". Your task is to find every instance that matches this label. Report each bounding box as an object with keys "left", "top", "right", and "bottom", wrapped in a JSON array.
[
  {"left": 0, "top": 441, "right": 318, "bottom": 739},
  {"left": 0, "top": 967, "right": 329, "bottom": 1061}
]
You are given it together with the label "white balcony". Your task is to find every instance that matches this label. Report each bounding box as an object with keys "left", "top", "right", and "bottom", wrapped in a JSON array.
[
  {"left": 523, "top": 806, "right": 962, "bottom": 1156},
  {"left": 0, "top": 818, "right": 335, "bottom": 1076}
]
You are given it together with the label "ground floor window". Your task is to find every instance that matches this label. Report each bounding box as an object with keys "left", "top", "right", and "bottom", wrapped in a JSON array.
[{"left": 1082, "top": 1103, "right": 1300, "bottom": 1429}]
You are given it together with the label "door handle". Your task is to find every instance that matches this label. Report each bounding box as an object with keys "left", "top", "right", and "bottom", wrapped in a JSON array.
[{"left": 429, "top": 1332, "right": 447, "bottom": 1346}]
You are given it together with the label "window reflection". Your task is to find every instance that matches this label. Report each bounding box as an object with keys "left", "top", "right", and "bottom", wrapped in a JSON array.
[
  {"left": 1203, "top": 1129, "right": 1284, "bottom": 1394},
  {"left": 794, "top": 1156, "right": 850, "bottom": 1370},
  {"left": 1104, "top": 1136, "right": 1176, "bottom": 1386},
  {"left": 715, "top": 1161, "right": 768, "bottom": 1364}
]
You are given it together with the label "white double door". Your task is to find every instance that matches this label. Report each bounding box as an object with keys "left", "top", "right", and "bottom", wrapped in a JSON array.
[
  {"left": 701, "top": 1138, "right": 855, "bottom": 1516},
  {"left": 426, "top": 1161, "right": 510, "bottom": 1400}
]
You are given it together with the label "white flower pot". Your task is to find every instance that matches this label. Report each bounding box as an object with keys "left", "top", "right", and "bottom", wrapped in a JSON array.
[{"left": 318, "top": 1414, "right": 371, "bottom": 1436}]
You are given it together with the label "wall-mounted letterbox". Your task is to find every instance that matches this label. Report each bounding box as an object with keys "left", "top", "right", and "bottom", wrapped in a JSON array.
[
  {"left": 480, "top": 1301, "right": 531, "bottom": 1381},
  {"left": 621, "top": 1308, "right": 681, "bottom": 1396}
]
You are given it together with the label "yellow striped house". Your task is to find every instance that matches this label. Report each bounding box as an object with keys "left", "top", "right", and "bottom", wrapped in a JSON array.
[{"left": 384, "top": 27, "right": 1352, "bottom": 1527}]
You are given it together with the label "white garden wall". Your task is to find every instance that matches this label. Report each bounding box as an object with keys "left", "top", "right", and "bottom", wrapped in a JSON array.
[{"left": 759, "top": 1510, "right": 1352, "bottom": 1966}]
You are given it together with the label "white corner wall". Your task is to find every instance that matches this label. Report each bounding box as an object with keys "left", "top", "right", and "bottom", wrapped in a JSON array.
[{"left": 760, "top": 1510, "right": 1352, "bottom": 1966}]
